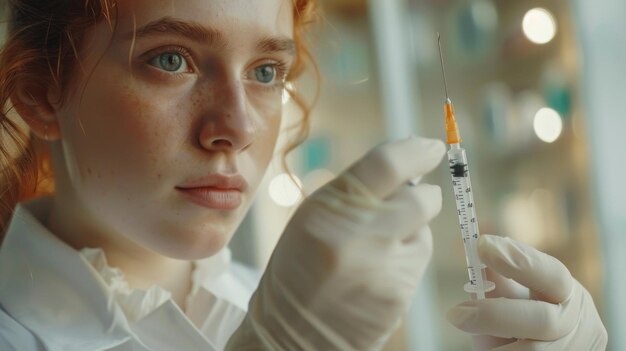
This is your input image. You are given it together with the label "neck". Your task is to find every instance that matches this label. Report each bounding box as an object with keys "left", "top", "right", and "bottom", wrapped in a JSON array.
[{"left": 46, "top": 195, "right": 193, "bottom": 308}]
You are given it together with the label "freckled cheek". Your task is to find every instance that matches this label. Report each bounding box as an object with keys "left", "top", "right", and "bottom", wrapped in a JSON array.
[{"left": 69, "top": 83, "right": 183, "bottom": 188}]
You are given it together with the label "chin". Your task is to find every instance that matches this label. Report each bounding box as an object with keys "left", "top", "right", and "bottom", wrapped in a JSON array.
[{"left": 157, "top": 226, "right": 234, "bottom": 260}]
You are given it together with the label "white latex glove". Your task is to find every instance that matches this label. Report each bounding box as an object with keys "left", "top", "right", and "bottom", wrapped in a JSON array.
[
  {"left": 446, "top": 234, "right": 608, "bottom": 351},
  {"left": 227, "top": 137, "right": 446, "bottom": 350}
]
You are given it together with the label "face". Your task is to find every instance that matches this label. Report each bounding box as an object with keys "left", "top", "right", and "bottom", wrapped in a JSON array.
[{"left": 52, "top": 0, "right": 294, "bottom": 259}]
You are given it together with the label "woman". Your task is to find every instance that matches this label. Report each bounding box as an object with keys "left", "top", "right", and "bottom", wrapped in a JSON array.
[{"left": 0, "top": 0, "right": 607, "bottom": 350}]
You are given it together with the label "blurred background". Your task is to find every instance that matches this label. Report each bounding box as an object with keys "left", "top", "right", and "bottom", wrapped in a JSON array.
[{"left": 229, "top": 0, "right": 626, "bottom": 349}]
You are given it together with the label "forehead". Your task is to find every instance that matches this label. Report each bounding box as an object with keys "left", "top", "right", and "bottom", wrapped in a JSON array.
[{"left": 115, "top": 0, "right": 294, "bottom": 39}]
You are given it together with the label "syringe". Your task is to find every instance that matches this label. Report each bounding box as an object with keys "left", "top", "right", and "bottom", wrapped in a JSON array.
[{"left": 437, "top": 33, "right": 495, "bottom": 300}]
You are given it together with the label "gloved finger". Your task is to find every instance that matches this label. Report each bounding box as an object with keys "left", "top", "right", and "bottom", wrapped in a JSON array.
[
  {"left": 391, "top": 226, "right": 433, "bottom": 272},
  {"left": 364, "top": 227, "right": 434, "bottom": 298},
  {"left": 344, "top": 136, "right": 445, "bottom": 200},
  {"left": 472, "top": 268, "right": 527, "bottom": 351},
  {"left": 483, "top": 266, "right": 529, "bottom": 300},
  {"left": 472, "top": 334, "right": 516, "bottom": 351},
  {"left": 397, "top": 226, "right": 433, "bottom": 278},
  {"left": 367, "top": 184, "right": 442, "bottom": 240},
  {"left": 490, "top": 339, "right": 535, "bottom": 351},
  {"left": 490, "top": 338, "right": 560, "bottom": 351},
  {"left": 446, "top": 297, "right": 574, "bottom": 341},
  {"left": 492, "top": 329, "right": 608, "bottom": 351},
  {"left": 402, "top": 225, "right": 433, "bottom": 251},
  {"left": 477, "top": 235, "right": 573, "bottom": 304}
]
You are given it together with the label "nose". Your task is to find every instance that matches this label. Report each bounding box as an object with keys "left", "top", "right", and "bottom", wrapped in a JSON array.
[{"left": 198, "top": 80, "right": 255, "bottom": 153}]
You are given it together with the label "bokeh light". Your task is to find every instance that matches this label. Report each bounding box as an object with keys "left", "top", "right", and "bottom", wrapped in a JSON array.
[
  {"left": 522, "top": 8, "right": 557, "bottom": 44},
  {"left": 533, "top": 107, "right": 563, "bottom": 143},
  {"left": 268, "top": 173, "right": 303, "bottom": 207}
]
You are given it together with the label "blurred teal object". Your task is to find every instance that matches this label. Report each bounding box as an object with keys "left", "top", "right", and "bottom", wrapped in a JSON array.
[
  {"left": 545, "top": 86, "right": 572, "bottom": 118},
  {"left": 481, "top": 82, "right": 514, "bottom": 149},
  {"left": 540, "top": 62, "right": 572, "bottom": 119},
  {"left": 456, "top": 0, "right": 498, "bottom": 56},
  {"left": 302, "top": 136, "right": 331, "bottom": 173}
]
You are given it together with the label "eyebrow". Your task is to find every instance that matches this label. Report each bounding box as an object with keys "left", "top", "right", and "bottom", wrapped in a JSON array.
[
  {"left": 257, "top": 36, "right": 296, "bottom": 55},
  {"left": 131, "top": 17, "right": 295, "bottom": 55}
]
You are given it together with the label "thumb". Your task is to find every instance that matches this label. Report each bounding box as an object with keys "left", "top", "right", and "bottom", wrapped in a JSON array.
[{"left": 477, "top": 235, "right": 573, "bottom": 304}]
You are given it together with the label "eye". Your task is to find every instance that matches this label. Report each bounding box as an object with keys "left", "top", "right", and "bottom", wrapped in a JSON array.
[
  {"left": 254, "top": 64, "right": 277, "bottom": 84},
  {"left": 148, "top": 52, "right": 190, "bottom": 73}
]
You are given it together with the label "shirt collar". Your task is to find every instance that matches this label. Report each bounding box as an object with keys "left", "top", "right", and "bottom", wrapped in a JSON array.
[
  {"left": 0, "top": 197, "right": 137, "bottom": 350},
  {"left": 0, "top": 197, "right": 220, "bottom": 351}
]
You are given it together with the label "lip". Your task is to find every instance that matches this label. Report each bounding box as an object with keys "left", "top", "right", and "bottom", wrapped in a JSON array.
[{"left": 176, "top": 174, "right": 248, "bottom": 210}]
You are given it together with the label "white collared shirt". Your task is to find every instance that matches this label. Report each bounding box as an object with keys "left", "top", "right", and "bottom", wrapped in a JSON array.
[{"left": 0, "top": 197, "right": 260, "bottom": 351}]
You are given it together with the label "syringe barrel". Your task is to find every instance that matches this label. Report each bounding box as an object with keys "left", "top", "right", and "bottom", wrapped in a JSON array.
[{"left": 447, "top": 144, "right": 495, "bottom": 299}]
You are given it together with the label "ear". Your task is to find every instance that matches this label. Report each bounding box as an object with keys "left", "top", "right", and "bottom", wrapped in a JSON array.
[{"left": 11, "top": 83, "right": 61, "bottom": 141}]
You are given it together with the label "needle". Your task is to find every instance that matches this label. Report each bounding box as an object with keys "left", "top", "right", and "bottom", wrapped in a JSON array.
[{"left": 437, "top": 32, "right": 450, "bottom": 102}]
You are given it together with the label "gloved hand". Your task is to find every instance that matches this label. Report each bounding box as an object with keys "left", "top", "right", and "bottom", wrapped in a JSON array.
[
  {"left": 227, "top": 137, "right": 446, "bottom": 350},
  {"left": 446, "top": 234, "right": 608, "bottom": 351}
]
